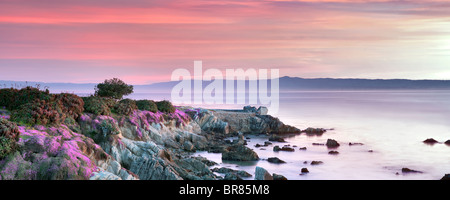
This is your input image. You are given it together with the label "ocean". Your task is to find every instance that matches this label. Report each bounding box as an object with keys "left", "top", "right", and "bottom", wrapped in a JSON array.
[{"left": 189, "top": 90, "right": 450, "bottom": 180}]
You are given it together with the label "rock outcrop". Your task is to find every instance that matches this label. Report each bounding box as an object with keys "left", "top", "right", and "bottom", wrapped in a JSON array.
[
  {"left": 255, "top": 167, "right": 273, "bottom": 180},
  {"left": 0, "top": 104, "right": 301, "bottom": 180},
  {"left": 222, "top": 144, "right": 259, "bottom": 161}
]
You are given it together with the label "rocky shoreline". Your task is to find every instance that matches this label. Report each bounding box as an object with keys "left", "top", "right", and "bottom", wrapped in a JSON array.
[
  {"left": 0, "top": 104, "right": 305, "bottom": 180},
  {"left": 1, "top": 99, "right": 449, "bottom": 180}
]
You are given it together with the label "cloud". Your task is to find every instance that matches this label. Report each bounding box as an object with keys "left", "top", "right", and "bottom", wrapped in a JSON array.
[{"left": 0, "top": 0, "right": 449, "bottom": 83}]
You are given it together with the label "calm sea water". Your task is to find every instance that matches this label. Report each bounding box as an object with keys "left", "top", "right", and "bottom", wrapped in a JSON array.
[{"left": 131, "top": 90, "right": 450, "bottom": 180}]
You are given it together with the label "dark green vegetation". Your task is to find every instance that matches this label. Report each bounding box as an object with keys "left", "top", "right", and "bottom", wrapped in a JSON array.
[
  {"left": 113, "top": 99, "right": 138, "bottom": 115},
  {"left": 136, "top": 100, "right": 158, "bottom": 113},
  {"left": 0, "top": 118, "right": 20, "bottom": 159},
  {"left": 0, "top": 87, "right": 84, "bottom": 126},
  {"left": 0, "top": 79, "right": 177, "bottom": 127},
  {"left": 155, "top": 100, "right": 176, "bottom": 113},
  {"left": 95, "top": 78, "right": 134, "bottom": 100}
]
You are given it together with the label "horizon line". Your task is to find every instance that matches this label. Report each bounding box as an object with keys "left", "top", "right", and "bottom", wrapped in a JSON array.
[{"left": 1, "top": 76, "right": 450, "bottom": 86}]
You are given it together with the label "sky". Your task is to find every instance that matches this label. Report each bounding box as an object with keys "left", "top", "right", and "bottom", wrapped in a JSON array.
[{"left": 0, "top": 0, "right": 450, "bottom": 84}]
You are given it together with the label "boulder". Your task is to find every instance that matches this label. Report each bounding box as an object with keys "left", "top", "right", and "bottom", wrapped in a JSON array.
[
  {"left": 243, "top": 106, "right": 257, "bottom": 113},
  {"left": 445, "top": 140, "right": 450, "bottom": 145},
  {"left": 301, "top": 168, "right": 309, "bottom": 173},
  {"left": 222, "top": 144, "right": 259, "bottom": 161},
  {"left": 326, "top": 139, "right": 340, "bottom": 148},
  {"left": 401, "top": 168, "right": 422, "bottom": 173},
  {"left": 303, "top": 127, "right": 326, "bottom": 135},
  {"left": 212, "top": 167, "right": 252, "bottom": 178},
  {"left": 257, "top": 106, "right": 268, "bottom": 115},
  {"left": 224, "top": 173, "right": 243, "bottom": 180},
  {"left": 441, "top": 174, "right": 450, "bottom": 180},
  {"left": 268, "top": 135, "right": 286, "bottom": 142},
  {"left": 268, "top": 157, "right": 286, "bottom": 164},
  {"left": 423, "top": 138, "right": 439, "bottom": 144},
  {"left": 281, "top": 146, "right": 295, "bottom": 152},
  {"left": 255, "top": 167, "right": 273, "bottom": 180},
  {"left": 328, "top": 151, "right": 339, "bottom": 155},
  {"left": 273, "top": 173, "right": 287, "bottom": 180},
  {"left": 311, "top": 161, "right": 324, "bottom": 165}
]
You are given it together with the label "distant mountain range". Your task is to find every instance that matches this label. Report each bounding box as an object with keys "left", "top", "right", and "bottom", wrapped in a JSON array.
[{"left": 1, "top": 76, "right": 450, "bottom": 95}]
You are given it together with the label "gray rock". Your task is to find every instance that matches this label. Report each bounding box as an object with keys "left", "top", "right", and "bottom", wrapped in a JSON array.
[
  {"left": 268, "top": 157, "right": 286, "bottom": 164},
  {"left": 311, "top": 161, "right": 324, "bottom": 165},
  {"left": 243, "top": 106, "right": 257, "bottom": 113},
  {"left": 257, "top": 106, "right": 268, "bottom": 115},
  {"left": 326, "top": 139, "right": 340, "bottom": 148},
  {"left": 441, "top": 174, "right": 450, "bottom": 180},
  {"left": 224, "top": 173, "right": 243, "bottom": 180},
  {"left": 273, "top": 173, "right": 287, "bottom": 180},
  {"left": 255, "top": 167, "right": 273, "bottom": 180},
  {"left": 183, "top": 141, "right": 194, "bottom": 151},
  {"left": 301, "top": 168, "right": 309, "bottom": 173},
  {"left": 222, "top": 145, "right": 259, "bottom": 161}
]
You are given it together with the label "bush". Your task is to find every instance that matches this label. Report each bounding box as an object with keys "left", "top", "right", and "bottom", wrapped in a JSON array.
[
  {"left": 0, "top": 86, "right": 51, "bottom": 110},
  {"left": 136, "top": 100, "right": 158, "bottom": 113},
  {"left": 0, "top": 118, "right": 20, "bottom": 159},
  {"left": 0, "top": 88, "right": 18, "bottom": 108},
  {"left": 156, "top": 100, "right": 175, "bottom": 113},
  {"left": 12, "top": 86, "right": 52, "bottom": 110},
  {"left": 113, "top": 99, "right": 137, "bottom": 115},
  {"left": 10, "top": 100, "right": 65, "bottom": 126},
  {"left": 95, "top": 78, "right": 133, "bottom": 100},
  {"left": 53, "top": 93, "right": 84, "bottom": 120},
  {"left": 82, "top": 96, "right": 113, "bottom": 116}
]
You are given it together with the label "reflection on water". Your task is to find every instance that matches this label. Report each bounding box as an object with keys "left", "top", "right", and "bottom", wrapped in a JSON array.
[{"left": 132, "top": 90, "right": 450, "bottom": 180}]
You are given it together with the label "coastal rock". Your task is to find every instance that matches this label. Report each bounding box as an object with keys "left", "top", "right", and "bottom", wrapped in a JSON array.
[
  {"left": 268, "top": 157, "right": 286, "bottom": 164},
  {"left": 222, "top": 144, "right": 259, "bottom": 161},
  {"left": 268, "top": 135, "right": 286, "bottom": 142},
  {"left": 212, "top": 167, "right": 252, "bottom": 178},
  {"left": 311, "top": 161, "right": 324, "bottom": 165},
  {"left": 257, "top": 106, "right": 268, "bottom": 115},
  {"left": 401, "top": 168, "right": 422, "bottom": 173},
  {"left": 243, "top": 106, "right": 257, "bottom": 113},
  {"left": 326, "top": 139, "right": 340, "bottom": 148},
  {"left": 328, "top": 151, "right": 339, "bottom": 155},
  {"left": 301, "top": 168, "right": 309, "bottom": 173},
  {"left": 281, "top": 146, "right": 295, "bottom": 152},
  {"left": 303, "top": 127, "right": 326, "bottom": 135},
  {"left": 299, "top": 147, "right": 307, "bottom": 150},
  {"left": 213, "top": 110, "right": 301, "bottom": 134},
  {"left": 273, "top": 173, "right": 287, "bottom": 180},
  {"left": 445, "top": 140, "right": 450, "bottom": 145},
  {"left": 255, "top": 167, "right": 273, "bottom": 180},
  {"left": 423, "top": 138, "right": 439, "bottom": 145},
  {"left": 224, "top": 173, "right": 243, "bottom": 180},
  {"left": 441, "top": 174, "right": 450, "bottom": 180}
]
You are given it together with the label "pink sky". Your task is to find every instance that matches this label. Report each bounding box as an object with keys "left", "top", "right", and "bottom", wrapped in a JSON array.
[{"left": 1, "top": 0, "right": 450, "bottom": 84}]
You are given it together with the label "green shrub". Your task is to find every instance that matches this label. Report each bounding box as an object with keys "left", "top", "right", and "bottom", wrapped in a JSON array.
[
  {"left": 95, "top": 78, "right": 134, "bottom": 100},
  {"left": 53, "top": 93, "right": 84, "bottom": 120},
  {"left": 136, "top": 100, "right": 158, "bottom": 113},
  {"left": 12, "top": 86, "right": 52, "bottom": 110},
  {"left": 0, "top": 86, "right": 51, "bottom": 110},
  {"left": 156, "top": 100, "right": 175, "bottom": 113},
  {"left": 82, "top": 96, "right": 113, "bottom": 116},
  {"left": 0, "top": 88, "right": 18, "bottom": 108},
  {"left": 10, "top": 100, "right": 65, "bottom": 126},
  {"left": 113, "top": 99, "right": 137, "bottom": 115},
  {"left": 0, "top": 118, "right": 20, "bottom": 159}
]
